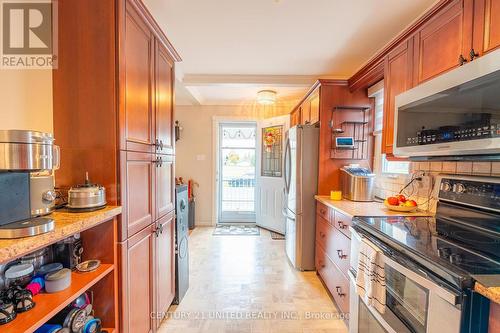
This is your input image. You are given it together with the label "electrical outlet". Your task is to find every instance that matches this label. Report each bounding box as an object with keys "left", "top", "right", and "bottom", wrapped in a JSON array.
[{"left": 416, "top": 175, "right": 431, "bottom": 190}]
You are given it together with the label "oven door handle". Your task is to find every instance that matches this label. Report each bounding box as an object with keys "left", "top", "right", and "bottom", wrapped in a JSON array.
[{"left": 350, "top": 226, "right": 462, "bottom": 306}]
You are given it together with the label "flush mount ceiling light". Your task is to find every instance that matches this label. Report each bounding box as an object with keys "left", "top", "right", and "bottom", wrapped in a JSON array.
[{"left": 257, "top": 90, "right": 277, "bottom": 105}]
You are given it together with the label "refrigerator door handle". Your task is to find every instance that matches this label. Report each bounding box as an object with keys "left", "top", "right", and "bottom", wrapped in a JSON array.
[{"left": 284, "top": 137, "right": 291, "bottom": 194}]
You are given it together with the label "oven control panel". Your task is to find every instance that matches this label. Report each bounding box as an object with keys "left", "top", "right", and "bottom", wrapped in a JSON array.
[{"left": 439, "top": 178, "right": 500, "bottom": 212}]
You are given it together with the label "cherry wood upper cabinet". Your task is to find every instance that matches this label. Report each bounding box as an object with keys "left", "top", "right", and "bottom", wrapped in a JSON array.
[
  {"left": 309, "top": 91, "right": 320, "bottom": 124},
  {"left": 473, "top": 0, "right": 500, "bottom": 56},
  {"left": 290, "top": 108, "right": 301, "bottom": 127},
  {"left": 122, "top": 3, "right": 155, "bottom": 153},
  {"left": 120, "top": 151, "right": 155, "bottom": 241},
  {"left": 156, "top": 155, "right": 175, "bottom": 219},
  {"left": 383, "top": 39, "right": 414, "bottom": 155},
  {"left": 154, "top": 212, "right": 176, "bottom": 328},
  {"left": 155, "top": 41, "right": 175, "bottom": 155},
  {"left": 413, "top": 0, "right": 474, "bottom": 85},
  {"left": 120, "top": 225, "right": 155, "bottom": 333}
]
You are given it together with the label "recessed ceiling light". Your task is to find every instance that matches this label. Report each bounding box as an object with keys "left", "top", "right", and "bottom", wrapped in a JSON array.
[{"left": 257, "top": 90, "right": 277, "bottom": 105}]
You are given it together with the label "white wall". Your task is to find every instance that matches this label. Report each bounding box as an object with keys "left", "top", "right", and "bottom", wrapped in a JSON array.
[
  {"left": 175, "top": 104, "right": 290, "bottom": 226},
  {"left": 0, "top": 70, "right": 53, "bottom": 133}
]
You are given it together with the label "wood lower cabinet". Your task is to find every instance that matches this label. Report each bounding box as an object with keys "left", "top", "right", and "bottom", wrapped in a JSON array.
[
  {"left": 120, "top": 151, "right": 156, "bottom": 241},
  {"left": 473, "top": 0, "right": 500, "bottom": 56},
  {"left": 315, "top": 202, "right": 352, "bottom": 316},
  {"left": 383, "top": 39, "right": 414, "bottom": 155},
  {"left": 316, "top": 244, "right": 350, "bottom": 315},
  {"left": 120, "top": 224, "right": 156, "bottom": 333},
  {"left": 155, "top": 212, "right": 176, "bottom": 328}
]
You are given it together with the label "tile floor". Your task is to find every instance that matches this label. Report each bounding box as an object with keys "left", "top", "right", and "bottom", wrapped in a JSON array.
[{"left": 158, "top": 227, "right": 348, "bottom": 333}]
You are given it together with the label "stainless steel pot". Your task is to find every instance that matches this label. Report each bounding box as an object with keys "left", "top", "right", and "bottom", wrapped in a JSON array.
[
  {"left": 67, "top": 173, "right": 106, "bottom": 209},
  {"left": 0, "top": 130, "right": 60, "bottom": 171}
]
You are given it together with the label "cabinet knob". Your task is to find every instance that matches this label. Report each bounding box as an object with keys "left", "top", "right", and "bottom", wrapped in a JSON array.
[
  {"left": 154, "top": 226, "right": 160, "bottom": 237},
  {"left": 320, "top": 209, "right": 326, "bottom": 215},
  {"left": 319, "top": 231, "right": 326, "bottom": 238},
  {"left": 458, "top": 54, "right": 468, "bottom": 66},
  {"left": 470, "top": 48, "right": 479, "bottom": 61}
]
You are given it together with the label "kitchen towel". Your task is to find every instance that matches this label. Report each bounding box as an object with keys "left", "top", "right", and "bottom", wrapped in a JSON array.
[{"left": 356, "top": 237, "right": 386, "bottom": 314}]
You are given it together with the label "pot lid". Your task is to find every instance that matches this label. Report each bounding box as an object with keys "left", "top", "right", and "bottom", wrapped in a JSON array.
[
  {"left": 0, "top": 130, "right": 54, "bottom": 144},
  {"left": 5, "top": 263, "right": 34, "bottom": 279}
]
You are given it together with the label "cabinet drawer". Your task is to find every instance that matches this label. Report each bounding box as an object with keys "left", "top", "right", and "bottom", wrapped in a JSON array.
[
  {"left": 316, "top": 244, "right": 350, "bottom": 315},
  {"left": 330, "top": 226, "right": 351, "bottom": 278},
  {"left": 333, "top": 210, "right": 352, "bottom": 238},
  {"left": 316, "top": 215, "right": 351, "bottom": 277},
  {"left": 316, "top": 202, "right": 331, "bottom": 223}
]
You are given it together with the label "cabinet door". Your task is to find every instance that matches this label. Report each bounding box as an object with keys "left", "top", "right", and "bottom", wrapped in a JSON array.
[
  {"left": 473, "top": 0, "right": 500, "bottom": 56},
  {"left": 290, "top": 109, "right": 300, "bottom": 127},
  {"left": 120, "top": 151, "right": 155, "bottom": 241},
  {"left": 122, "top": 3, "right": 154, "bottom": 152},
  {"left": 156, "top": 154, "right": 175, "bottom": 219},
  {"left": 122, "top": 225, "right": 155, "bottom": 333},
  {"left": 383, "top": 40, "right": 414, "bottom": 155},
  {"left": 301, "top": 102, "right": 311, "bottom": 124},
  {"left": 154, "top": 212, "right": 175, "bottom": 328},
  {"left": 155, "top": 40, "right": 175, "bottom": 155},
  {"left": 413, "top": 0, "right": 473, "bottom": 84},
  {"left": 309, "top": 92, "right": 320, "bottom": 124}
]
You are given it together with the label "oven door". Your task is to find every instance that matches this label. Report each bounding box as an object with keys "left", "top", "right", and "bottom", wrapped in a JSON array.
[{"left": 349, "top": 229, "right": 463, "bottom": 333}]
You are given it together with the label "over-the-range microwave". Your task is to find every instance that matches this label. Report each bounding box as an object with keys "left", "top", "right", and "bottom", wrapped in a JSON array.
[{"left": 394, "top": 48, "right": 500, "bottom": 160}]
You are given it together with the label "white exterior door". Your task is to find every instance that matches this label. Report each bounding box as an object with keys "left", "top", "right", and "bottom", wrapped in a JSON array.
[{"left": 256, "top": 115, "right": 290, "bottom": 234}]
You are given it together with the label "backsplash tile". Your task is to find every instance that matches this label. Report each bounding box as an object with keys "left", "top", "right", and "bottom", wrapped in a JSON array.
[
  {"left": 374, "top": 161, "right": 499, "bottom": 214},
  {"left": 472, "top": 162, "right": 491, "bottom": 175}
]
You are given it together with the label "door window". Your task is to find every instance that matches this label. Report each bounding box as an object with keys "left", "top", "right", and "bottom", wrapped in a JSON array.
[{"left": 261, "top": 125, "right": 283, "bottom": 177}]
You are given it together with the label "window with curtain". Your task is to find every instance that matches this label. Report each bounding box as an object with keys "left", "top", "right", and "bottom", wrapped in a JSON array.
[{"left": 368, "top": 81, "right": 409, "bottom": 175}]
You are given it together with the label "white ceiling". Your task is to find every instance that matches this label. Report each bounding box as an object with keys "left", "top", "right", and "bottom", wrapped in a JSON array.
[{"left": 144, "top": 0, "right": 437, "bottom": 105}]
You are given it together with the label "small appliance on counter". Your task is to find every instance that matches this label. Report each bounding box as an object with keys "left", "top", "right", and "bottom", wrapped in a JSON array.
[
  {"left": 340, "top": 165, "right": 375, "bottom": 202},
  {"left": 67, "top": 173, "right": 106, "bottom": 211},
  {"left": 0, "top": 130, "right": 60, "bottom": 238}
]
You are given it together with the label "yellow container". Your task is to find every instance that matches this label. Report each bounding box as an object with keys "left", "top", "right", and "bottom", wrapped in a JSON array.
[{"left": 330, "top": 191, "right": 342, "bottom": 201}]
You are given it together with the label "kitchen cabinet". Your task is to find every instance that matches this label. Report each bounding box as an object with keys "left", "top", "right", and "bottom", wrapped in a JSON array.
[
  {"left": 155, "top": 212, "right": 176, "bottom": 328},
  {"left": 155, "top": 41, "right": 175, "bottom": 155},
  {"left": 53, "top": 0, "right": 180, "bottom": 332},
  {"left": 121, "top": 151, "right": 155, "bottom": 241},
  {"left": 413, "top": 0, "right": 473, "bottom": 85},
  {"left": 309, "top": 92, "right": 320, "bottom": 124},
  {"left": 122, "top": 3, "right": 155, "bottom": 152},
  {"left": 473, "top": 0, "right": 500, "bottom": 56},
  {"left": 120, "top": 224, "right": 156, "bottom": 333},
  {"left": 315, "top": 202, "right": 352, "bottom": 316},
  {"left": 156, "top": 154, "right": 175, "bottom": 220},
  {"left": 383, "top": 39, "right": 414, "bottom": 155},
  {"left": 290, "top": 108, "right": 301, "bottom": 127}
]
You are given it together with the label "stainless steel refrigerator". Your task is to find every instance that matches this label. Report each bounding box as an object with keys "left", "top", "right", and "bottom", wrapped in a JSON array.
[{"left": 283, "top": 125, "right": 319, "bottom": 271}]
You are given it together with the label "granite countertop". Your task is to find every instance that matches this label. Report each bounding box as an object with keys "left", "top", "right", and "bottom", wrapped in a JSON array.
[
  {"left": 0, "top": 206, "right": 122, "bottom": 264},
  {"left": 315, "top": 195, "right": 433, "bottom": 218},
  {"left": 474, "top": 275, "right": 500, "bottom": 304}
]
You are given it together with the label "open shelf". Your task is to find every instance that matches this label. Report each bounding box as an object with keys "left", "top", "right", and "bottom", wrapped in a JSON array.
[
  {"left": 2, "top": 264, "right": 114, "bottom": 333},
  {"left": 340, "top": 121, "right": 368, "bottom": 126},
  {"left": 334, "top": 106, "right": 370, "bottom": 112}
]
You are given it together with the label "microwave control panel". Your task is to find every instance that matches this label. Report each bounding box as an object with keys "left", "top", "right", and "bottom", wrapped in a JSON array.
[{"left": 405, "top": 123, "right": 500, "bottom": 146}]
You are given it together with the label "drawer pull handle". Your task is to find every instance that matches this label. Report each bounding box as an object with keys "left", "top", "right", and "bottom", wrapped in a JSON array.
[
  {"left": 337, "top": 250, "right": 347, "bottom": 259},
  {"left": 336, "top": 286, "right": 345, "bottom": 297},
  {"left": 337, "top": 221, "right": 346, "bottom": 229}
]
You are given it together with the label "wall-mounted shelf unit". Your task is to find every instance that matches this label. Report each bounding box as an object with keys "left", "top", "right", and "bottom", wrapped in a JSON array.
[{"left": 330, "top": 106, "right": 370, "bottom": 160}]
